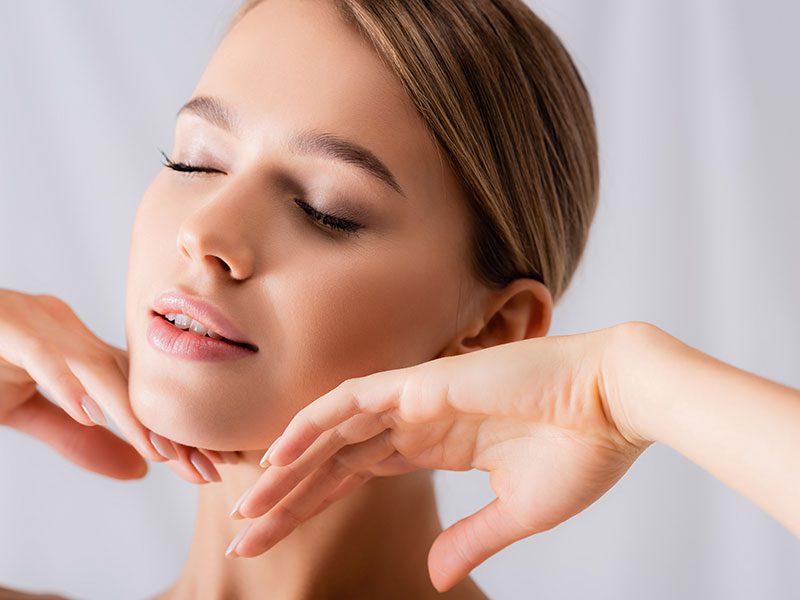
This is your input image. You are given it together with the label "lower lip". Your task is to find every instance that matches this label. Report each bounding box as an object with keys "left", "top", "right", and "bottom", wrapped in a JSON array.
[{"left": 147, "top": 313, "right": 257, "bottom": 362}]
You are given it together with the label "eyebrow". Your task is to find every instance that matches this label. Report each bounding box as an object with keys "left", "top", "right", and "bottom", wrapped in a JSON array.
[{"left": 176, "top": 95, "right": 406, "bottom": 198}]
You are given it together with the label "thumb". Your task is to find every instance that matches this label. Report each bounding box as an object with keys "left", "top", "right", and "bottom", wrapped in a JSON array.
[{"left": 427, "top": 497, "right": 536, "bottom": 593}]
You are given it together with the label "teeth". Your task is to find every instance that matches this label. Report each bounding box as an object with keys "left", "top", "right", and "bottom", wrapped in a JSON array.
[
  {"left": 173, "top": 314, "right": 191, "bottom": 328},
  {"left": 189, "top": 319, "right": 209, "bottom": 336},
  {"left": 163, "top": 312, "right": 224, "bottom": 340}
]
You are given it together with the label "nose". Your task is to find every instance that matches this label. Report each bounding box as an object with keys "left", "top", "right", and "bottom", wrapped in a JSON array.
[{"left": 177, "top": 191, "right": 257, "bottom": 282}]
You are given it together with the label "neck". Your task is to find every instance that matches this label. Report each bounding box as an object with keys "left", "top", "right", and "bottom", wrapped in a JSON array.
[{"left": 157, "top": 451, "right": 455, "bottom": 599}]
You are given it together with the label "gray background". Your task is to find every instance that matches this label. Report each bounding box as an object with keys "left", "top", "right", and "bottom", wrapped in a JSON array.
[{"left": 1, "top": 1, "right": 798, "bottom": 599}]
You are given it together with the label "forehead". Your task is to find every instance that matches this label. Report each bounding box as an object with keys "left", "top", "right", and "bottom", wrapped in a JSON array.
[{"left": 190, "top": 0, "right": 450, "bottom": 205}]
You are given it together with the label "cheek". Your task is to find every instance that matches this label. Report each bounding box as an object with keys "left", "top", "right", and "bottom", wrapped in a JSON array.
[
  {"left": 271, "top": 238, "right": 462, "bottom": 405},
  {"left": 123, "top": 179, "right": 468, "bottom": 452}
]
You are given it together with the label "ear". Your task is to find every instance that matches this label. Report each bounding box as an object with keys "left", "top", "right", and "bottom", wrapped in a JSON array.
[{"left": 440, "top": 278, "right": 553, "bottom": 357}]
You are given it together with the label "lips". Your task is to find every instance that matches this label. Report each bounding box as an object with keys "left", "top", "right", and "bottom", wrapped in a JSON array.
[
  {"left": 147, "top": 313, "right": 257, "bottom": 361},
  {"left": 150, "top": 289, "right": 259, "bottom": 353}
]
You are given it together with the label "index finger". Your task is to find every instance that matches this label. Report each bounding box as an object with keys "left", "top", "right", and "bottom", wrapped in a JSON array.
[
  {"left": 67, "top": 351, "right": 166, "bottom": 462},
  {"left": 266, "top": 367, "right": 408, "bottom": 466}
]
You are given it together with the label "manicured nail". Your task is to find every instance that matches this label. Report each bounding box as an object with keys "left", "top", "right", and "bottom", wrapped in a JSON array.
[
  {"left": 190, "top": 449, "right": 220, "bottom": 483},
  {"left": 80, "top": 395, "right": 106, "bottom": 426},
  {"left": 149, "top": 431, "right": 178, "bottom": 460},
  {"left": 229, "top": 484, "right": 255, "bottom": 519},
  {"left": 259, "top": 436, "right": 282, "bottom": 467},
  {"left": 225, "top": 522, "right": 252, "bottom": 558}
]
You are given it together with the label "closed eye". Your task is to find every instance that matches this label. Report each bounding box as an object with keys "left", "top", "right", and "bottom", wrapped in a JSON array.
[
  {"left": 293, "top": 199, "right": 363, "bottom": 235},
  {"left": 158, "top": 149, "right": 363, "bottom": 236},
  {"left": 159, "top": 149, "right": 223, "bottom": 175}
]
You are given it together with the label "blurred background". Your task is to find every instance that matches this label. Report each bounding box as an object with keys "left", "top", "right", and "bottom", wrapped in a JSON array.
[{"left": 0, "top": 1, "right": 797, "bottom": 598}]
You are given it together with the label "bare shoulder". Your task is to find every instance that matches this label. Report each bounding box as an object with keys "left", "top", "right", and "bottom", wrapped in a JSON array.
[{"left": 0, "top": 586, "right": 70, "bottom": 600}]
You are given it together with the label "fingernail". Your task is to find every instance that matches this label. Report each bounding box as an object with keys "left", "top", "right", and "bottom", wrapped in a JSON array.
[
  {"left": 225, "top": 522, "right": 252, "bottom": 558},
  {"left": 229, "top": 484, "right": 255, "bottom": 519},
  {"left": 259, "top": 436, "right": 282, "bottom": 468},
  {"left": 190, "top": 449, "right": 221, "bottom": 483},
  {"left": 80, "top": 395, "right": 107, "bottom": 426},
  {"left": 149, "top": 431, "right": 178, "bottom": 460}
]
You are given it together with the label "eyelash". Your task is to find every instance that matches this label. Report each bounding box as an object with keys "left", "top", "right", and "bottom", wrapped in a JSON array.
[{"left": 159, "top": 149, "right": 364, "bottom": 236}]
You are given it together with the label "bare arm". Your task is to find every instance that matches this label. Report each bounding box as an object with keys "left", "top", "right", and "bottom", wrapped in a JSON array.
[{"left": 609, "top": 323, "right": 800, "bottom": 536}]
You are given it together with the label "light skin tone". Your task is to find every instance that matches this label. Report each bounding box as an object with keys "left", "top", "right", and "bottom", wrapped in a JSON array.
[
  {"left": 232, "top": 322, "right": 800, "bottom": 592},
  {"left": 125, "top": 0, "right": 533, "bottom": 597},
  {"left": 1, "top": 0, "right": 530, "bottom": 596},
  {"left": 4, "top": 1, "right": 795, "bottom": 599}
]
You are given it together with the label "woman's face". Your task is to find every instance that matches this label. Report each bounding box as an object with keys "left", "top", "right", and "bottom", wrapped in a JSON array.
[{"left": 124, "top": 0, "right": 478, "bottom": 450}]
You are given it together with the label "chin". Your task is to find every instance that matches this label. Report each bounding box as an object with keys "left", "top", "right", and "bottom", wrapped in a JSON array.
[{"left": 127, "top": 357, "right": 282, "bottom": 451}]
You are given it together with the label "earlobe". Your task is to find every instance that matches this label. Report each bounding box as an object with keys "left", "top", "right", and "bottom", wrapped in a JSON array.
[{"left": 455, "top": 278, "right": 553, "bottom": 352}]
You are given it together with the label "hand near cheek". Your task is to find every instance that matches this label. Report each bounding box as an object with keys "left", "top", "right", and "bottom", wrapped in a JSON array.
[
  {"left": 223, "top": 327, "right": 649, "bottom": 593},
  {"left": 0, "top": 289, "right": 225, "bottom": 484}
]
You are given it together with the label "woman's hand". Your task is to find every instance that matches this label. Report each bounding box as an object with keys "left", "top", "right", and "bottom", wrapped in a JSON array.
[
  {"left": 227, "top": 320, "right": 800, "bottom": 591},
  {"left": 0, "top": 289, "right": 224, "bottom": 483},
  {"left": 225, "top": 322, "right": 651, "bottom": 590}
]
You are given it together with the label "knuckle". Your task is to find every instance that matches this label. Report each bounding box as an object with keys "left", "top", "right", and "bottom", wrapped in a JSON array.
[
  {"left": 35, "top": 294, "right": 70, "bottom": 314},
  {"left": 351, "top": 470, "right": 373, "bottom": 485},
  {"left": 327, "top": 427, "right": 347, "bottom": 449},
  {"left": 328, "top": 454, "right": 352, "bottom": 480},
  {"left": 274, "top": 504, "right": 302, "bottom": 527},
  {"left": 23, "top": 335, "right": 54, "bottom": 358},
  {"left": 379, "top": 410, "right": 396, "bottom": 429},
  {"left": 80, "top": 349, "right": 117, "bottom": 370},
  {"left": 281, "top": 462, "right": 303, "bottom": 488},
  {"left": 379, "top": 428, "right": 394, "bottom": 451}
]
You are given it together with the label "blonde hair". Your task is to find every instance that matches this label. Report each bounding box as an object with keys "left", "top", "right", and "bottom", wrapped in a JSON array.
[{"left": 230, "top": 0, "right": 599, "bottom": 304}]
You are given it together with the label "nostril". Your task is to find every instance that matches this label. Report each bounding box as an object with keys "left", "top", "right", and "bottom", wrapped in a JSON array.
[{"left": 215, "top": 257, "right": 231, "bottom": 272}]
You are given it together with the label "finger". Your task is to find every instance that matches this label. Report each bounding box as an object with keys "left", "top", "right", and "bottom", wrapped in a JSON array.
[
  {"left": 169, "top": 443, "right": 213, "bottom": 484},
  {"left": 238, "top": 414, "right": 387, "bottom": 519},
  {"left": 5, "top": 390, "right": 147, "bottom": 480},
  {"left": 219, "top": 451, "right": 241, "bottom": 464},
  {"left": 232, "top": 471, "right": 376, "bottom": 558},
  {"left": 305, "top": 471, "right": 374, "bottom": 520},
  {"left": 427, "top": 497, "right": 538, "bottom": 593},
  {"left": 208, "top": 450, "right": 241, "bottom": 464},
  {"left": 65, "top": 351, "right": 168, "bottom": 462},
  {"left": 300, "top": 455, "right": 416, "bottom": 522},
  {"left": 16, "top": 338, "right": 97, "bottom": 427},
  {"left": 187, "top": 446, "right": 221, "bottom": 483},
  {"left": 267, "top": 370, "right": 405, "bottom": 466},
  {"left": 148, "top": 431, "right": 178, "bottom": 460},
  {"left": 199, "top": 448, "right": 225, "bottom": 464},
  {"left": 367, "top": 450, "right": 417, "bottom": 477},
  {"left": 231, "top": 433, "right": 394, "bottom": 557},
  {"left": 164, "top": 456, "right": 207, "bottom": 485},
  {"left": 238, "top": 427, "right": 394, "bottom": 521},
  {"left": 265, "top": 410, "right": 388, "bottom": 472}
]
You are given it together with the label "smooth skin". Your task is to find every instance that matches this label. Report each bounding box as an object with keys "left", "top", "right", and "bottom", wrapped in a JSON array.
[
  {"left": 4, "top": 0, "right": 797, "bottom": 598},
  {"left": 0, "top": 288, "right": 230, "bottom": 485},
  {"left": 228, "top": 321, "right": 800, "bottom": 593}
]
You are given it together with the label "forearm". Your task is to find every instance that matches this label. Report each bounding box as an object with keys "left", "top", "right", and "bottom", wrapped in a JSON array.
[{"left": 616, "top": 323, "right": 800, "bottom": 536}]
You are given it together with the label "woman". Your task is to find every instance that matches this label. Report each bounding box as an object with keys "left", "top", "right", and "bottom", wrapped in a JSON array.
[{"left": 1, "top": 0, "right": 598, "bottom": 597}]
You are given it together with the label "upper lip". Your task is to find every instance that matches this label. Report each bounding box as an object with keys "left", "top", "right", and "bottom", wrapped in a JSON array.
[{"left": 151, "top": 289, "right": 258, "bottom": 352}]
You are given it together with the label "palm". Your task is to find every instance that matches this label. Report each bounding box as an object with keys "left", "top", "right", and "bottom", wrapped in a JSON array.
[
  {"left": 488, "top": 427, "right": 636, "bottom": 533},
  {"left": 385, "top": 408, "right": 636, "bottom": 533}
]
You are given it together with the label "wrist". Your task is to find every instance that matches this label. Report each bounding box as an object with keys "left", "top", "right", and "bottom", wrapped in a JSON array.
[{"left": 599, "top": 321, "right": 670, "bottom": 449}]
